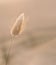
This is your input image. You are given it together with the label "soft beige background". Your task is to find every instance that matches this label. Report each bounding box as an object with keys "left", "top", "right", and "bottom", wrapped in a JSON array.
[{"left": 0, "top": 0, "right": 56, "bottom": 65}]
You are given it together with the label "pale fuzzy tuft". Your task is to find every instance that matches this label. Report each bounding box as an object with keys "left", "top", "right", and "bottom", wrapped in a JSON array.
[{"left": 10, "top": 13, "right": 25, "bottom": 36}]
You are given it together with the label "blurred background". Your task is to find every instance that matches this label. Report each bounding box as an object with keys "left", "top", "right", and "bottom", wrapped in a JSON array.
[{"left": 0, "top": 0, "right": 56, "bottom": 65}]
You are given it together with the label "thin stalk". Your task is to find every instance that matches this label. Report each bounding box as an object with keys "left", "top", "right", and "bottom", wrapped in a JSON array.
[{"left": 6, "top": 36, "right": 13, "bottom": 65}]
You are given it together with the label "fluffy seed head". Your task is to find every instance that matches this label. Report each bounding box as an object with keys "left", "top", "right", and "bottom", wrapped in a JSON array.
[{"left": 10, "top": 13, "right": 25, "bottom": 36}]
